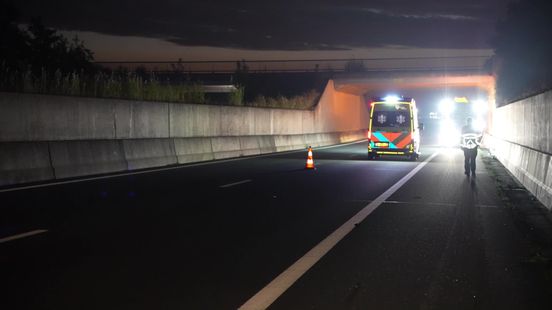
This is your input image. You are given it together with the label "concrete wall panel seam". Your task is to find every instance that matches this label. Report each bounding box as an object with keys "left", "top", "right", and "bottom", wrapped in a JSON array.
[
  {"left": 47, "top": 141, "right": 56, "bottom": 179},
  {"left": 168, "top": 103, "right": 171, "bottom": 138}
]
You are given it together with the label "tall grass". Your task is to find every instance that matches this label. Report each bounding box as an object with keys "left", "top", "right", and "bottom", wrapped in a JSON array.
[
  {"left": 0, "top": 63, "right": 318, "bottom": 109},
  {"left": 0, "top": 64, "right": 207, "bottom": 104},
  {"left": 248, "top": 89, "right": 320, "bottom": 109}
]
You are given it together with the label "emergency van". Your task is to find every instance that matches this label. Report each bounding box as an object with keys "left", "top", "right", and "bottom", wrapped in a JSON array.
[{"left": 367, "top": 96, "right": 421, "bottom": 160}]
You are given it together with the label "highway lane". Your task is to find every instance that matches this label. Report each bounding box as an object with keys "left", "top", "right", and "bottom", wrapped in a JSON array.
[
  {"left": 270, "top": 148, "right": 552, "bottom": 309},
  {"left": 1, "top": 142, "right": 551, "bottom": 309},
  {"left": 1, "top": 141, "right": 428, "bottom": 309}
]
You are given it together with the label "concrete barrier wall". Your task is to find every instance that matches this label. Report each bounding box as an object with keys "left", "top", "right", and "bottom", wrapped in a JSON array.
[
  {"left": 489, "top": 89, "right": 552, "bottom": 210},
  {"left": 50, "top": 140, "right": 127, "bottom": 179},
  {"left": 0, "top": 80, "right": 369, "bottom": 186},
  {"left": 493, "top": 90, "right": 552, "bottom": 153},
  {"left": 0, "top": 142, "right": 54, "bottom": 183}
]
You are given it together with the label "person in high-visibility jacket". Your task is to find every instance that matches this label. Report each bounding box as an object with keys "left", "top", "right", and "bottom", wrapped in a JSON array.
[{"left": 460, "top": 118, "right": 481, "bottom": 176}]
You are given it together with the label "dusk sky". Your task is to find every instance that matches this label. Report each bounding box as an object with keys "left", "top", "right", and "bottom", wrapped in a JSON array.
[{"left": 15, "top": 0, "right": 512, "bottom": 61}]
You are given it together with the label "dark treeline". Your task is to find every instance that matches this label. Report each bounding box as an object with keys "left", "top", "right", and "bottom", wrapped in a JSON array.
[
  {"left": 0, "top": 1, "right": 323, "bottom": 108},
  {"left": 492, "top": 0, "right": 552, "bottom": 105},
  {"left": 0, "top": 1, "right": 95, "bottom": 75}
]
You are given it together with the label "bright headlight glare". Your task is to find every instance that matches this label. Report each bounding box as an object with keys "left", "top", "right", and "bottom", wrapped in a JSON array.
[
  {"left": 472, "top": 99, "right": 488, "bottom": 115},
  {"left": 473, "top": 118, "right": 486, "bottom": 131},
  {"left": 439, "top": 98, "right": 455, "bottom": 116},
  {"left": 439, "top": 120, "right": 460, "bottom": 147}
]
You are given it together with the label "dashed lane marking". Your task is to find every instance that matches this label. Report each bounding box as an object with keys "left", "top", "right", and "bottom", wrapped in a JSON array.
[
  {"left": 219, "top": 179, "right": 252, "bottom": 188},
  {"left": 0, "top": 230, "right": 48, "bottom": 244}
]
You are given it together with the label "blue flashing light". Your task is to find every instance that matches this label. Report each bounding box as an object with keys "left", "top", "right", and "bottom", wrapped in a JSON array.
[{"left": 383, "top": 95, "right": 400, "bottom": 103}]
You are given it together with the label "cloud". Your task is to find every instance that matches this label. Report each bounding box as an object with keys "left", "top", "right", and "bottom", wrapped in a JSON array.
[{"left": 13, "top": 0, "right": 509, "bottom": 50}]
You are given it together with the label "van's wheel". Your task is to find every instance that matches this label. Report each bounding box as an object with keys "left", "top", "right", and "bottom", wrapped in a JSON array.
[
  {"left": 368, "top": 152, "right": 376, "bottom": 160},
  {"left": 409, "top": 153, "right": 419, "bottom": 161}
]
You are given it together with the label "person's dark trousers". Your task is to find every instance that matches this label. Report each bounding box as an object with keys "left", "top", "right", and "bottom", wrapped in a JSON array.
[{"left": 463, "top": 147, "right": 478, "bottom": 175}]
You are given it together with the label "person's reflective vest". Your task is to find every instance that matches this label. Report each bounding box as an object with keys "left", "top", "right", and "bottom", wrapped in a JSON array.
[{"left": 460, "top": 125, "right": 481, "bottom": 149}]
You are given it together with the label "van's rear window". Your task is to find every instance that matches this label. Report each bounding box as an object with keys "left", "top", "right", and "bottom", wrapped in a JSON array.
[{"left": 372, "top": 104, "right": 411, "bottom": 129}]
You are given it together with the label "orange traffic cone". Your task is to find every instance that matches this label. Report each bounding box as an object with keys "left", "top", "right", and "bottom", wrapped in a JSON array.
[{"left": 305, "top": 146, "right": 315, "bottom": 169}]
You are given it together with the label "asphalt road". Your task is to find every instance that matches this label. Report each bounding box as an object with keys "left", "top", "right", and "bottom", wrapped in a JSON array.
[{"left": 1, "top": 141, "right": 551, "bottom": 309}]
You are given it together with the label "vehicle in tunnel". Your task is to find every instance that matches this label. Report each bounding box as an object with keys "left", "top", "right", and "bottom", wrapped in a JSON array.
[{"left": 367, "top": 96, "right": 421, "bottom": 160}]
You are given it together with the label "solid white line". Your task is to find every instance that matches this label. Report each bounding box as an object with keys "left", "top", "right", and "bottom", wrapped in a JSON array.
[
  {"left": 0, "top": 140, "right": 367, "bottom": 194},
  {"left": 239, "top": 151, "right": 440, "bottom": 310},
  {"left": 219, "top": 179, "right": 252, "bottom": 188},
  {"left": 0, "top": 229, "right": 48, "bottom": 244}
]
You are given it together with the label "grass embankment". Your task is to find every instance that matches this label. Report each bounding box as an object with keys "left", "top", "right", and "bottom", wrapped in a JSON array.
[{"left": 0, "top": 67, "right": 319, "bottom": 110}]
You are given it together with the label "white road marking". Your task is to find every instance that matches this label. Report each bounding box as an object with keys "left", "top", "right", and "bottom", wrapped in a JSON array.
[
  {"left": 0, "top": 229, "right": 48, "bottom": 244},
  {"left": 239, "top": 151, "right": 440, "bottom": 310},
  {"left": 0, "top": 140, "right": 367, "bottom": 193},
  {"left": 219, "top": 179, "right": 252, "bottom": 188}
]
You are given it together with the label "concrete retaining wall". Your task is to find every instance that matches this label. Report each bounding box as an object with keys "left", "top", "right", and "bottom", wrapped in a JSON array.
[
  {"left": 489, "top": 89, "right": 552, "bottom": 210},
  {"left": 0, "top": 80, "right": 369, "bottom": 186}
]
